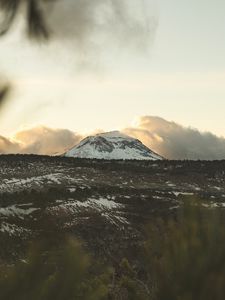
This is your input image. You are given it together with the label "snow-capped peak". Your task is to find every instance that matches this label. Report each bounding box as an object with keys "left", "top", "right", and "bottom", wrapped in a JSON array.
[
  {"left": 95, "top": 131, "right": 133, "bottom": 139},
  {"left": 65, "top": 131, "right": 163, "bottom": 161}
]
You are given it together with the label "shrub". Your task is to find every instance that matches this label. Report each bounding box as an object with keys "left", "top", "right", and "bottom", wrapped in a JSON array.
[{"left": 145, "top": 200, "right": 225, "bottom": 300}]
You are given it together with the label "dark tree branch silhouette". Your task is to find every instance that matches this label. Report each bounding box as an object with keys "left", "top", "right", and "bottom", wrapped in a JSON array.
[
  {"left": 0, "top": 83, "right": 10, "bottom": 108},
  {"left": 0, "top": 0, "right": 51, "bottom": 108},
  {"left": 0, "top": 0, "right": 50, "bottom": 40}
]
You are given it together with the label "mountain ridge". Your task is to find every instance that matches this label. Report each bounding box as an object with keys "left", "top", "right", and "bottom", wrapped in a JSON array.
[{"left": 65, "top": 131, "right": 163, "bottom": 160}]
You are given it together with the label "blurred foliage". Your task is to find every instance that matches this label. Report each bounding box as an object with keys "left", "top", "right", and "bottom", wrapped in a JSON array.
[
  {"left": 145, "top": 199, "right": 225, "bottom": 300},
  {"left": 0, "top": 82, "right": 11, "bottom": 118},
  {"left": 0, "top": 237, "right": 151, "bottom": 300},
  {"left": 0, "top": 237, "right": 110, "bottom": 300},
  {"left": 0, "top": 0, "right": 51, "bottom": 117},
  {"left": 0, "top": 0, "right": 50, "bottom": 40},
  {"left": 0, "top": 83, "right": 10, "bottom": 108},
  {"left": 0, "top": 200, "right": 225, "bottom": 300}
]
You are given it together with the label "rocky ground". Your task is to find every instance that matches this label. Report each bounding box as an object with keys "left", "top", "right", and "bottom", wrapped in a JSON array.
[{"left": 0, "top": 155, "right": 225, "bottom": 265}]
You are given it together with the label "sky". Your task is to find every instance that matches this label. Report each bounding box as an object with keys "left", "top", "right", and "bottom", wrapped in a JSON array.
[{"left": 0, "top": 0, "right": 225, "bottom": 139}]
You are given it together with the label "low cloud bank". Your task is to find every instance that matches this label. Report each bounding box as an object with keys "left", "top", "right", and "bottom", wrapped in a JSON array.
[
  {"left": 0, "top": 126, "right": 82, "bottom": 156},
  {"left": 0, "top": 117, "right": 225, "bottom": 160},
  {"left": 123, "top": 116, "right": 225, "bottom": 160}
]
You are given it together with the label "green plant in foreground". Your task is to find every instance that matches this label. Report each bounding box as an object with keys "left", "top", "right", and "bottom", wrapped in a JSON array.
[
  {"left": 145, "top": 200, "right": 225, "bottom": 300},
  {"left": 0, "top": 199, "right": 225, "bottom": 300},
  {"left": 0, "top": 238, "right": 109, "bottom": 300}
]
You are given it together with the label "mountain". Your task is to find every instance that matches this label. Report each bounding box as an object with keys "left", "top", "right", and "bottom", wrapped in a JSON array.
[{"left": 65, "top": 131, "right": 163, "bottom": 160}]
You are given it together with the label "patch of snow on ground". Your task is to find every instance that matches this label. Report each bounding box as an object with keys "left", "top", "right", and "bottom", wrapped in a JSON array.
[
  {"left": 213, "top": 186, "right": 222, "bottom": 191},
  {"left": 0, "top": 173, "right": 86, "bottom": 193},
  {"left": 0, "top": 222, "right": 31, "bottom": 236},
  {"left": 49, "top": 197, "right": 126, "bottom": 225},
  {"left": 173, "top": 192, "right": 194, "bottom": 197},
  {"left": 202, "top": 202, "right": 225, "bottom": 208},
  {"left": 166, "top": 182, "right": 176, "bottom": 187},
  {"left": 62, "top": 197, "right": 123, "bottom": 211},
  {"left": 0, "top": 205, "right": 39, "bottom": 217}
]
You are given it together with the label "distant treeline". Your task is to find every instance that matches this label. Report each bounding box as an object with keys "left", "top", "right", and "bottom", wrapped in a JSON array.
[{"left": 0, "top": 154, "right": 225, "bottom": 175}]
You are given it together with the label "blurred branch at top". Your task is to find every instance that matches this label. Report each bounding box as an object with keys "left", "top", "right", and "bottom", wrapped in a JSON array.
[
  {"left": 0, "top": 82, "right": 11, "bottom": 109},
  {"left": 0, "top": 0, "right": 51, "bottom": 40},
  {"left": 0, "top": 0, "right": 52, "bottom": 116}
]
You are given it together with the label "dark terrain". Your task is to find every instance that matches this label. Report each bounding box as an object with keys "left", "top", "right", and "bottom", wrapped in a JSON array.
[{"left": 0, "top": 155, "right": 225, "bottom": 265}]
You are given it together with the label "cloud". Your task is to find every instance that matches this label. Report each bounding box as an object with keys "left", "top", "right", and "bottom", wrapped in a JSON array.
[
  {"left": 123, "top": 116, "right": 225, "bottom": 160},
  {"left": 1, "top": 117, "right": 225, "bottom": 160},
  {"left": 0, "top": 136, "right": 20, "bottom": 154},
  {"left": 0, "top": 126, "right": 83, "bottom": 155}
]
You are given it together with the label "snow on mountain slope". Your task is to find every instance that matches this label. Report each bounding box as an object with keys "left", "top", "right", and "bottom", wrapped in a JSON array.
[{"left": 65, "top": 131, "right": 163, "bottom": 160}]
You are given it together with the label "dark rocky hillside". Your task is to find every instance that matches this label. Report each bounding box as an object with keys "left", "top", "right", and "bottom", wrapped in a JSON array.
[{"left": 0, "top": 155, "right": 225, "bottom": 265}]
